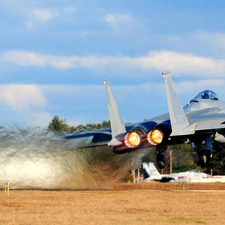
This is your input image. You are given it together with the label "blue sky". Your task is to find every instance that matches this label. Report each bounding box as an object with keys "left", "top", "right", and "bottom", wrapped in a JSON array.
[{"left": 1, "top": 0, "right": 225, "bottom": 127}]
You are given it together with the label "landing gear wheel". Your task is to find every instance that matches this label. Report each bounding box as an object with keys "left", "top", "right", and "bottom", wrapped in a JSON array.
[
  {"left": 156, "top": 153, "right": 166, "bottom": 169},
  {"left": 198, "top": 149, "right": 212, "bottom": 168}
]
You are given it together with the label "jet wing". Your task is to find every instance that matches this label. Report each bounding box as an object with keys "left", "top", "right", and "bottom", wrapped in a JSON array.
[{"left": 63, "top": 130, "right": 112, "bottom": 147}]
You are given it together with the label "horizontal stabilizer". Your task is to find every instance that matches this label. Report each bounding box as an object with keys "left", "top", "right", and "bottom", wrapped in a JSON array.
[
  {"left": 108, "top": 137, "right": 123, "bottom": 146},
  {"left": 173, "top": 122, "right": 197, "bottom": 136}
]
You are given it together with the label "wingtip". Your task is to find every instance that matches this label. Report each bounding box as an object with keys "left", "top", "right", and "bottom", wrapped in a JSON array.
[{"left": 103, "top": 79, "right": 110, "bottom": 88}]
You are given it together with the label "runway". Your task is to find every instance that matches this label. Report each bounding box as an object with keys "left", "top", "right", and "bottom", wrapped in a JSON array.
[{"left": 113, "top": 182, "right": 225, "bottom": 191}]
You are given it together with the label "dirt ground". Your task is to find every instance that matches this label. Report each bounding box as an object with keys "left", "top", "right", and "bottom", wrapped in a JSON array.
[{"left": 1, "top": 186, "right": 225, "bottom": 225}]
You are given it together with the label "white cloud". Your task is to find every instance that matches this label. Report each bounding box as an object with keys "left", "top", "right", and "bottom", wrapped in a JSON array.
[
  {"left": 3, "top": 51, "right": 45, "bottom": 66},
  {"left": 2, "top": 51, "right": 75, "bottom": 68},
  {"left": 136, "top": 51, "right": 225, "bottom": 77},
  {"left": 33, "top": 8, "right": 59, "bottom": 22},
  {"left": 24, "top": 8, "right": 60, "bottom": 29},
  {"left": 103, "top": 13, "right": 147, "bottom": 36},
  {"left": 25, "top": 6, "right": 78, "bottom": 29},
  {"left": 0, "top": 84, "right": 47, "bottom": 110},
  {"left": 105, "top": 14, "right": 132, "bottom": 28},
  {"left": 2, "top": 50, "right": 225, "bottom": 78}
]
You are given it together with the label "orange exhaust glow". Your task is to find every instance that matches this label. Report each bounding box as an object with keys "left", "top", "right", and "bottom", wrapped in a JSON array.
[
  {"left": 147, "top": 129, "right": 163, "bottom": 145},
  {"left": 124, "top": 132, "right": 141, "bottom": 148}
]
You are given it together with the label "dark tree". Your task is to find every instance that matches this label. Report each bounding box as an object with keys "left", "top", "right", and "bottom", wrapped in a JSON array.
[{"left": 48, "top": 115, "right": 69, "bottom": 133}]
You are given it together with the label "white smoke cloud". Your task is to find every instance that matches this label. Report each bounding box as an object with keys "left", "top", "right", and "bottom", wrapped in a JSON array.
[{"left": 0, "top": 84, "right": 47, "bottom": 110}]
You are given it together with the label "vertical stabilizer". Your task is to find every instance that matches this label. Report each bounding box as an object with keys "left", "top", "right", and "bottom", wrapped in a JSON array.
[
  {"left": 162, "top": 71, "right": 195, "bottom": 136},
  {"left": 142, "top": 162, "right": 162, "bottom": 180},
  {"left": 104, "top": 80, "right": 126, "bottom": 146}
]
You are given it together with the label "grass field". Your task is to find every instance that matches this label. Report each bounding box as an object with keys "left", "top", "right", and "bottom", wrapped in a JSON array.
[{"left": 1, "top": 189, "right": 225, "bottom": 225}]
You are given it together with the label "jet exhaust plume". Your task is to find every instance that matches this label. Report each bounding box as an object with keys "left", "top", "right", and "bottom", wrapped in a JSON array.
[{"left": 0, "top": 126, "right": 149, "bottom": 189}]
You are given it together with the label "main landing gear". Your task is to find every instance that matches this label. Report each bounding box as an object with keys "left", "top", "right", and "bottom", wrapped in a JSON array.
[
  {"left": 155, "top": 136, "right": 214, "bottom": 169},
  {"left": 190, "top": 139, "right": 213, "bottom": 168},
  {"left": 155, "top": 146, "right": 167, "bottom": 169},
  {"left": 191, "top": 147, "right": 212, "bottom": 168}
]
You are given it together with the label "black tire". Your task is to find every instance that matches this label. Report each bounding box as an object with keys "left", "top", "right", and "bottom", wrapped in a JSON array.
[{"left": 156, "top": 153, "right": 166, "bottom": 169}]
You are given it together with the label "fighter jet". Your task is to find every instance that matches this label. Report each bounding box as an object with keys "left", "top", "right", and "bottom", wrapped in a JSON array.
[
  {"left": 64, "top": 71, "right": 225, "bottom": 169},
  {"left": 142, "top": 162, "right": 212, "bottom": 183}
]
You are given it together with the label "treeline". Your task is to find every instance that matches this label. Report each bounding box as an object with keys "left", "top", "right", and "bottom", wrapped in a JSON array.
[
  {"left": 48, "top": 115, "right": 111, "bottom": 134},
  {"left": 48, "top": 115, "right": 225, "bottom": 175}
]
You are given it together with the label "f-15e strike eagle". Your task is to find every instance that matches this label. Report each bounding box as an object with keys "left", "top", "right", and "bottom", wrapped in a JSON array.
[{"left": 64, "top": 71, "right": 225, "bottom": 168}]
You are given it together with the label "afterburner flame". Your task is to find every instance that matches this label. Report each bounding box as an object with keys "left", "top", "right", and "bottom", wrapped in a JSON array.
[
  {"left": 124, "top": 132, "right": 141, "bottom": 148},
  {"left": 147, "top": 129, "right": 163, "bottom": 145}
]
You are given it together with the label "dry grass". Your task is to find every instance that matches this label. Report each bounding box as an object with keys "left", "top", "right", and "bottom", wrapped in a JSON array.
[{"left": 1, "top": 189, "right": 225, "bottom": 225}]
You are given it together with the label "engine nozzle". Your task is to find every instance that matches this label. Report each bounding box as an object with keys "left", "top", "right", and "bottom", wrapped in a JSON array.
[
  {"left": 124, "top": 131, "right": 143, "bottom": 148},
  {"left": 147, "top": 129, "right": 164, "bottom": 145}
]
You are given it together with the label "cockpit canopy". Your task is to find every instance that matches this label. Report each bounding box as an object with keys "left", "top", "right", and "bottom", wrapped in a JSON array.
[{"left": 190, "top": 90, "right": 219, "bottom": 102}]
